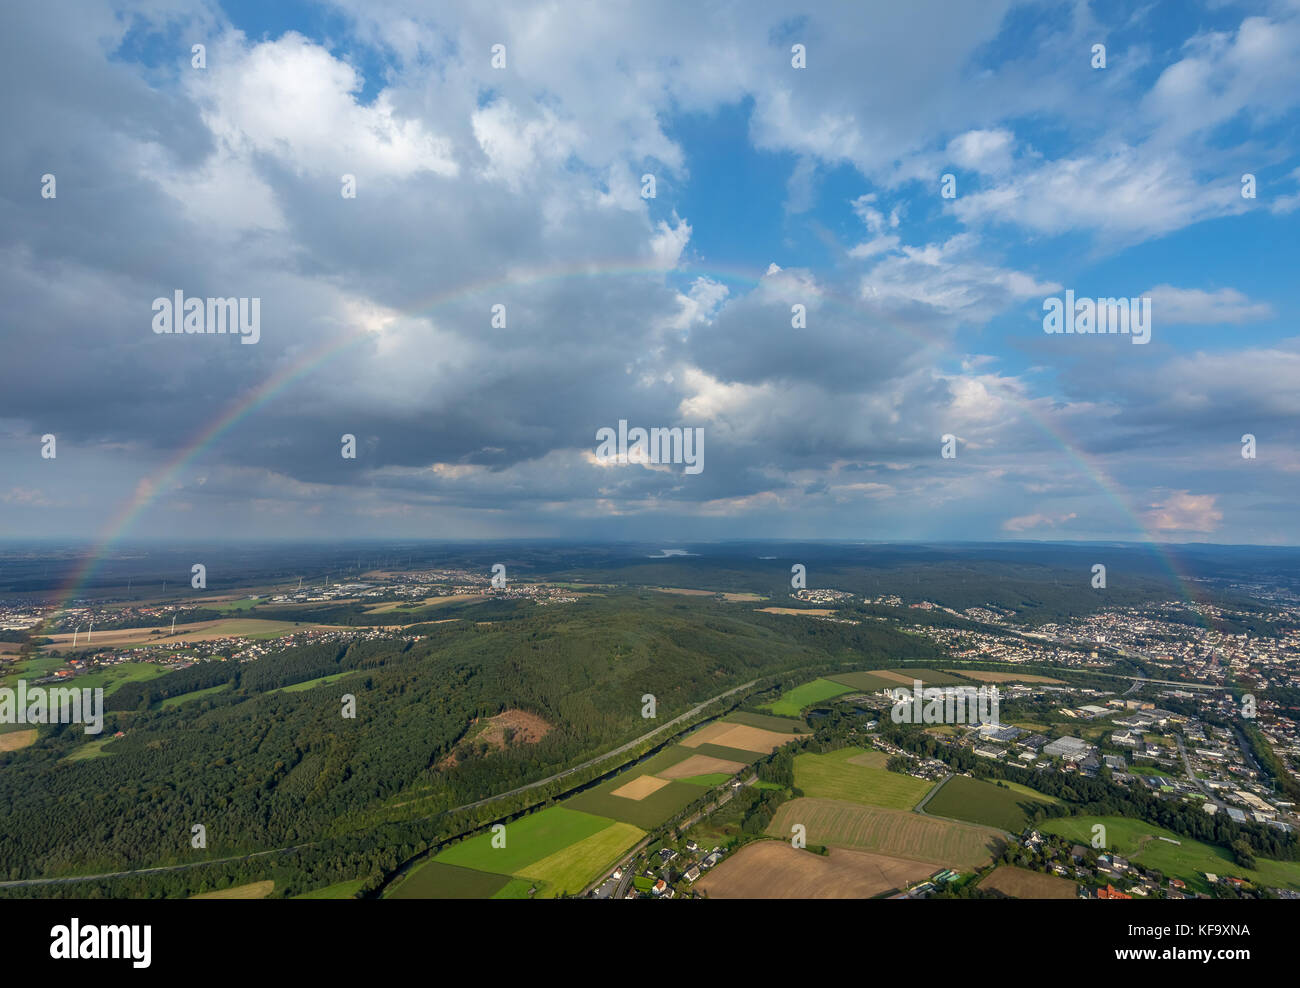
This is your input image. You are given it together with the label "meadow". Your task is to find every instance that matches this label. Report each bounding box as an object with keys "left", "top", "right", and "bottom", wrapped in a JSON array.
[
  {"left": 517, "top": 821, "right": 643, "bottom": 897},
  {"left": 825, "top": 668, "right": 968, "bottom": 691},
  {"left": 158, "top": 682, "right": 232, "bottom": 708},
  {"left": 759, "top": 678, "right": 851, "bottom": 716},
  {"left": 391, "top": 808, "right": 643, "bottom": 899},
  {"left": 387, "top": 861, "right": 522, "bottom": 899},
  {"left": 270, "top": 670, "right": 357, "bottom": 694},
  {"left": 727, "top": 710, "right": 809, "bottom": 733},
  {"left": 680, "top": 773, "right": 732, "bottom": 786},
  {"left": 1040, "top": 815, "right": 1300, "bottom": 893},
  {"left": 923, "top": 776, "right": 1059, "bottom": 831},
  {"left": 563, "top": 777, "right": 701, "bottom": 829},
  {"left": 793, "top": 747, "right": 931, "bottom": 810},
  {"left": 292, "top": 879, "right": 364, "bottom": 899},
  {"left": 432, "top": 806, "right": 612, "bottom": 876},
  {"left": 62, "top": 737, "right": 118, "bottom": 761}
]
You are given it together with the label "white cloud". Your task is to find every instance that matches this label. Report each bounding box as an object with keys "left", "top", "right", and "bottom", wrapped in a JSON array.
[
  {"left": 197, "top": 32, "right": 458, "bottom": 179},
  {"left": 1144, "top": 491, "right": 1223, "bottom": 533},
  {"left": 859, "top": 233, "right": 1058, "bottom": 320},
  {"left": 1143, "top": 285, "right": 1273, "bottom": 325},
  {"left": 472, "top": 99, "right": 581, "bottom": 189},
  {"left": 946, "top": 128, "right": 1015, "bottom": 174},
  {"left": 951, "top": 147, "right": 1243, "bottom": 241},
  {"left": 1002, "top": 511, "right": 1077, "bottom": 532},
  {"left": 649, "top": 214, "right": 692, "bottom": 269}
]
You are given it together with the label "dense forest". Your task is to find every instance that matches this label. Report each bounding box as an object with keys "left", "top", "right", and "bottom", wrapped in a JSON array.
[{"left": 0, "top": 593, "right": 936, "bottom": 892}]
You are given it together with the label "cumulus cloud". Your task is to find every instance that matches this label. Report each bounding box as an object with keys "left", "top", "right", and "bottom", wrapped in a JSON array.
[
  {"left": 1144, "top": 492, "right": 1224, "bottom": 534},
  {"left": 198, "top": 32, "right": 459, "bottom": 179},
  {"left": 0, "top": 0, "right": 1297, "bottom": 544}
]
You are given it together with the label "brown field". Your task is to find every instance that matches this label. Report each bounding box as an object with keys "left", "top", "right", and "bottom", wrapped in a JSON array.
[
  {"left": 980, "top": 865, "right": 1078, "bottom": 899},
  {"left": 41, "top": 619, "right": 344, "bottom": 650},
  {"left": 868, "top": 669, "right": 931, "bottom": 685},
  {"left": 0, "top": 729, "right": 38, "bottom": 752},
  {"left": 756, "top": 607, "right": 837, "bottom": 616},
  {"left": 945, "top": 670, "right": 1064, "bottom": 684},
  {"left": 682, "top": 722, "right": 797, "bottom": 754},
  {"left": 0, "top": 641, "right": 23, "bottom": 655},
  {"left": 657, "top": 754, "right": 746, "bottom": 780},
  {"left": 697, "top": 841, "right": 937, "bottom": 899},
  {"left": 768, "top": 798, "right": 1004, "bottom": 869},
  {"left": 190, "top": 880, "right": 275, "bottom": 899},
  {"left": 656, "top": 588, "right": 765, "bottom": 602},
  {"left": 611, "top": 775, "right": 671, "bottom": 800}
]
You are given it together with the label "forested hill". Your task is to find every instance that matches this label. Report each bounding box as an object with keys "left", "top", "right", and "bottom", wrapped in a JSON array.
[{"left": 0, "top": 593, "right": 935, "bottom": 881}]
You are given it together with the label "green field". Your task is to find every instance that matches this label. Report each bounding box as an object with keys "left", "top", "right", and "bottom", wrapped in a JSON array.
[
  {"left": 688, "top": 741, "right": 767, "bottom": 764},
  {"left": 392, "top": 811, "right": 642, "bottom": 899},
  {"left": 388, "top": 861, "right": 520, "bottom": 899},
  {"left": 826, "top": 668, "right": 968, "bottom": 691},
  {"left": 62, "top": 737, "right": 117, "bottom": 761},
  {"left": 680, "top": 773, "right": 732, "bottom": 787},
  {"left": 272, "top": 671, "right": 357, "bottom": 694},
  {"left": 1040, "top": 815, "right": 1300, "bottom": 894},
  {"left": 0, "top": 656, "right": 64, "bottom": 688},
  {"left": 213, "top": 598, "right": 261, "bottom": 612},
  {"left": 617, "top": 744, "right": 696, "bottom": 777},
  {"left": 292, "top": 879, "right": 364, "bottom": 899},
  {"left": 1000, "top": 780, "right": 1063, "bottom": 802},
  {"left": 518, "top": 821, "right": 644, "bottom": 897},
  {"left": 55, "top": 662, "right": 166, "bottom": 697},
  {"left": 564, "top": 777, "right": 702, "bottom": 830},
  {"left": 923, "top": 776, "right": 1059, "bottom": 831},
  {"left": 432, "top": 806, "right": 612, "bottom": 876},
  {"left": 793, "top": 747, "right": 931, "bottom": 809},
  {"left": 158, "top": 682, "right": 232, "bottom": 708},
  {"left": 727, "top": 710, "right": 809, "bottom": 733},
  {"left": 760, "top": 678, "right": 852, "bottom": 717},
  {"left": 491, "top": 878, "right": 540, "bottom": 899},
  {"left": 557, "top": 743, "right": 706, "bottom": 830}
]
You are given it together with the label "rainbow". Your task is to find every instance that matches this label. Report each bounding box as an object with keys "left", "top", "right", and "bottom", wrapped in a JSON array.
[{"left": 54, "top": 257, "right": 1195, "bottom": 610}]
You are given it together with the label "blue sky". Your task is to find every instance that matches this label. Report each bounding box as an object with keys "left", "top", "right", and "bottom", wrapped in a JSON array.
[{"left": 2, "top": 0, "right": 1298, "bottom": 545}]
